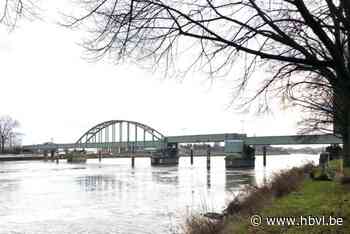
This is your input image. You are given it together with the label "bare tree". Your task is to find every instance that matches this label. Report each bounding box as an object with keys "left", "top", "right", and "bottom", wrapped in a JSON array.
[
  {"left": 0, "top": 0, "right": 38, "bottom": 29},
  {"left": 66, "top": 0, "right": 350, "bottom": 165},
  {"left": 0, "top": 115, "right": 20, "bottom": 153}
]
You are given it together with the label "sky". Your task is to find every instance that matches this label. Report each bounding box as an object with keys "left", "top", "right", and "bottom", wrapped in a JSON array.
[{"left": 0, "top": 2, "right": 304, "bottom": 145}]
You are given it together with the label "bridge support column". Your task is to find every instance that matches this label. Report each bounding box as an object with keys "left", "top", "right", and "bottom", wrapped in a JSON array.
[
  {"left": 190, "top": 147, "right": 194, "bottom": 165},
  {"left": 131, "top": 156, "right": 135, "bottom": 167},
  {"left": 151, "top": 142, "right": 179, "bottom": 166},
  {"left": 206, "top": 145, "right": 211, "bottom": 170},
  {"left": 225, "top": 143, "right": 255, "bottom": 169},
  {"left": 50, "top": 150, "right": 55, "bottom": 158},
  {"left": 131, "top": 143, "right": 135, "bottom": 167},
  {"left": 98, "top": 151, "right": 102, "bottom": 162},
  {"left": 263, "top": 146, "right": 267, "bottom": 167}
]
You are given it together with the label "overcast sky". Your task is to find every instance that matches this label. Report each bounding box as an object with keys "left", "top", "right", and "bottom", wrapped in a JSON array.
[{"left": 0, "top": 3, "right": 304, "bottom": 145}]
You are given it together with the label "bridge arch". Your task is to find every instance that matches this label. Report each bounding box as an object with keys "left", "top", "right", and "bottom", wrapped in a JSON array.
[{"left": 75, "top": 120, "right": 165, "bottom": 152}]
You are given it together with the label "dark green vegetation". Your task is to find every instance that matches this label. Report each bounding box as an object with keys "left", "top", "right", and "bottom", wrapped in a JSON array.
[{"left": 185, "top": 160, "right": 350, "bottom": 234}]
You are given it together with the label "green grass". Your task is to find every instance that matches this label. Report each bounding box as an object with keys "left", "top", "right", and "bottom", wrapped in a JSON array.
[
  {"left": 184, "top": 160, "right": 350, "bottom": 234},
  {"left": 329, "top": 159, "right": 342, "bottom": 171},
  {"left": 328, "top": 159, "right": 350, "bottom": 176},
  {"left": 222, "top": 164, "right": 350, "bottom": 234},
  {"left": 344, "top": 168, "right": 350, "bottom": 176},
  {"left": 310, "top": 159, "right": 347, "bottom": 179}
]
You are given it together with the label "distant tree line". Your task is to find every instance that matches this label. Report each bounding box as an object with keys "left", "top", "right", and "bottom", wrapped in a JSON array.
[{"left": 0, "top": 115, "right": 21, "bottom": 153}]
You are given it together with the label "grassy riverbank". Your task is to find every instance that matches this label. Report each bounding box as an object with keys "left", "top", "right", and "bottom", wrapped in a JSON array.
[{"left": 185, "top": 160, "right": 350, "bottom": 234}]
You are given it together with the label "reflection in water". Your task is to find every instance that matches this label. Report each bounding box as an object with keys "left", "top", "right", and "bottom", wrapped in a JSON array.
[
  {"left": 225, "top": 170, "right": 255, "bottom": 191},
  {"left": 77, "top": 175, "right": 117, "bottom": 192},
  {"left": 207, "top": 170, "right": 211, "bottom": 189},
  {"left": 152, "top": 168, "right": 179, "bottom": 185},
  {"left": 0, "top": 169, "right": 21, "bottom": 174},
  {"left": 262, "top": 168, "right": 267, "bottom": 185},
  {"left": 0, "top": 178, "right": 20, "bottom": 191},
  {"left": 0, "top": 154, "right": 319, "bottom": 234},
  {"left": 0, "top": 179, "right": 20, "bottom": 216}
]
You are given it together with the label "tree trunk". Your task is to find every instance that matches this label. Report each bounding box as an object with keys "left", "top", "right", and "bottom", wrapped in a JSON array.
[
  {"left": 343, "top": 135, "right": 350, "bottom": 167},
  {"left": 334, "top": 85, "right": 350, "bottom": 167},
  {"left": 342, "top": 107, "right": 350, "bottom": 167},
  {"left": 0, "top": 136, "right": 4, "bottom": 153}
]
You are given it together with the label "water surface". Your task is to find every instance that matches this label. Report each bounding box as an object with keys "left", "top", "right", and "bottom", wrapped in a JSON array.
[{"left": 0, "top": 154, "right": 318, "bottom": 233}]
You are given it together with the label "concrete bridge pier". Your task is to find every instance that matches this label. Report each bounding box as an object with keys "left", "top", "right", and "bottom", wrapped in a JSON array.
[
  {"left": 206, "top": 145, "right": 211, "bottom": 170},
  {"left": 131, "top": 156, "right": 135, "bottom": 167},
  {"left": 190, "top": 147, "right": 194, "bottom": 165},
  {"left": 131, "top": 143, "right": 135, "bottom": 167},
  {"left": 224, "top": 141, "right": 255, "bottom": 169},
  {"left": 263, "top": 146, "right": 267, "bottom": 167},
  {"left": 43, "top": 150, "right": 48, "bottom": 159},
  {"left": 151, "top": 142, "right": 179, "bottom": 166}
]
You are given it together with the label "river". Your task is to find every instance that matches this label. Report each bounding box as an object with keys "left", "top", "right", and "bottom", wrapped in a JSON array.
[{"left": 0, "top": 154, "right": 319, "bottom": 234}]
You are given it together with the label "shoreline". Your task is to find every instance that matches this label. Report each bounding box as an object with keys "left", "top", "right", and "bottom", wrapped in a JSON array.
[
  {"left": 0, "top": 153, "right": 318, "bottom": 162},
  {"left": 184, "top": 160, "right": 350, "bottom": 234}
]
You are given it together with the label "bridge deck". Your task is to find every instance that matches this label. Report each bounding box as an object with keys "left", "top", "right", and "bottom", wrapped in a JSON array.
[
  {"left": 166, "top": 133, "right": 246, "bottom": 143},
  {"left": 23, "top": 134, "right": 342, "bottom": 151},
  {"left": 245, "top": 134, "right": 341, "bottom": 145}
]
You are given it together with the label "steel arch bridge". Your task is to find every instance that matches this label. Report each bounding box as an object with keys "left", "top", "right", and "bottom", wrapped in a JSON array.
[{"left": 75, "top": 120, "right": 165, "bottom": 153}]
